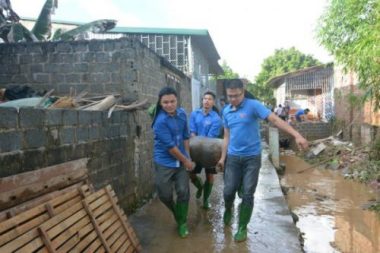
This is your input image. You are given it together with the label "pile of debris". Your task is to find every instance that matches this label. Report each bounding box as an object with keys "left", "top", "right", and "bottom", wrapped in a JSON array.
[
  {"left": 0, "top": 85, "right": 149, "bottom": 117},
  {"left": 301, "top": 136, "right": 380, "bottom": 189},
  {"left": 0, "top": 159, "right": 141, "bottom": 252}
]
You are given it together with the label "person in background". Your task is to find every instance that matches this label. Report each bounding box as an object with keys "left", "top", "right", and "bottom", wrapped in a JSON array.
[
  {"left": 282, "top": 102, "right": 290, "bottom": 121},
  {"left": 151, "top": 86, "right": 193, "bottom": 238},
  {"left": 295, "top": 108, "right": 310, "bottom": 122},
  {"left": 217, "top": 79, "right": 309, "bottom": 242},
  {"left": 275, "top": 104, "right": 283, "bottom": 117},
  {"left": 219, "top": 97, "right": 227, "bottom": 116},
  {"left": 189, "top": 91, "right": 222, "bottom": 209}
]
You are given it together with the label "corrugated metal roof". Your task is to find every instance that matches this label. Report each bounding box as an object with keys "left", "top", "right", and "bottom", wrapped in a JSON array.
[
  {"left": 109, "top": 26, "right": 209, "bottom": 36},
  {"left": 267, "top": 64, "right": 333, "bottom": 88}
]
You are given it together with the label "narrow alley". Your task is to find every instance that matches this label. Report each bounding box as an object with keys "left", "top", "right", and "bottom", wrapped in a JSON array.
[{"left": 129, "top": 145, "right": 302, "bottom": 253}]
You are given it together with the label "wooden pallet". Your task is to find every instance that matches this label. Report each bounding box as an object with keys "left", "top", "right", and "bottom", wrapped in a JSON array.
[
  {"left": 0, "top": 185, "right": 141, "bottom": 253},
  {"left": 0, "top": 158, "right": 89, "bottom": 212}
]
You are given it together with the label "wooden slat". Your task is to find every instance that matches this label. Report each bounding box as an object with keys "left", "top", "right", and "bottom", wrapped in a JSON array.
[
  {"left": 68, "top": 231, "right": 98, "bottom": 253},
  {"left": 89, "top": 195, "right": 110, "bottom": 215},
  {"left": 117, "top": 240, "right": 131, "bottom": 253},
  {"left": 46, "top": 209, "right": 87, "bottom": 239},
  {"left": 0, "top": 186, "right": 87, "bottom": 235},
  {"left": 99, "top": 214, "right": 119, "bottom": 234},
  {"left": 96, "top": 208, "right": 114, "bottom": 225},
  {"left": 94, "top": 246, "right": 106, "bottom": 253},
  {"left": 38, "top": 227, "right": 56, "bottom": 253},
  {"left": 83, "top": 189, "right": 107, "bottom": 205},
  {"left": 0, "top": 185, "right": 90, "bottom": 253},
  {"left": 0, "top": 212, "right": 50, "bottom": 246},
  {"left": 34, "top": 246, "right": 49, "bottom": 253},
  {"left": 105, "top": 187, "right": 140, "bottom": 252},
  {"left": 1, "top": 229, "right": 40, "bottom": 252},
  {"left": 0, "top": 159, "right": 88, "bottom": 192},
  {"left": 107, "top": 226, "right": 124, "bottom": 248},
  {"left": 51, "top": 216, "right": 91, "bottom": 250},
  {"left": 39, "top": 202, "right": 83, "bottom": 232},
  {"left": 83, "top": 238, "right": 103, "bottom": 253},
  {"left": 95, "top": 246, "right": 106, "bottom": 253},
  {"left": 0, "top": 159, "right": 89, "bottom": 211},
  {"left": 110, "top": 231, "right": 127, "bottom": 252},
  {"left": 0, "top": 184, "right": 141, "bottom": 253},
  {"left": 93, "top": 201, "right": 113, "bottom": 218},
  {"left": 0, "top": 205, "right": 47, "bottom": 234},
  {"left": 103, "top": 220, "right": 122, "bottom": 240},
  {"left": 56, "top": 223, "right": 93, "bottom": 253},
  {"left": 54, "top": 196, "right": 83, "bottom": 214},
  {"left": 0, "top": 182, "right": 84, "bottom": 222},
  {"left": 82, "top": 199, "right": 112, "bottom": 253}
]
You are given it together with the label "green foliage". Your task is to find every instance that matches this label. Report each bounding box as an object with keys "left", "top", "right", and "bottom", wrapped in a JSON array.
[
  {"left": 247, "top": 47, "right": 321, "bottom": 104},
  {"left": 32, "top": 0, "right": 56, "bottom": 40},
  {"left": 350, "top": 159, "right": 380, "bottom": 183},
  {"left": 217, "top": 60, "right": 239, "bottom": 79},
  {"left": 317, "top": 0, "right": 380, "bottom": 109},
  {"left": 1, "top": 0, "right": 116, "bottom": 42}
]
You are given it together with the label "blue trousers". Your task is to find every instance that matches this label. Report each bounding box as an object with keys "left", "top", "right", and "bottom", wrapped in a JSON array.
[
  {"left": 154, "top": 163, "right": 190, "bottom": 209},
  {"left": 223, "top": 154, "right": 262, "bottom": 208}
]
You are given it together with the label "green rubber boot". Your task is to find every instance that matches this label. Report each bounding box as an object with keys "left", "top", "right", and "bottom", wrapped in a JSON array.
[
  {"left": 237, "top": 183, "right": 244, "bottom": 198},
  {"left": 191, "top": 176, "right": 203, "bottom": 199},
  {"left": 175, "top": 202, "right": 189, "bottom": 238},
  {"left": 202, "top": 181, "right": 213, "bottom": 209},
  {"left": 234, "top": 204, "right": 253, "bottom": 242},
  {"left": 223, "top": 201, "right": 233, "bottom": 226}
]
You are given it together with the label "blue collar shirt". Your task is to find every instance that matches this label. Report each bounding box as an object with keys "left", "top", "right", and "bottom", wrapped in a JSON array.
[
  {"left": 189, "top": 109, "right": 222, "bottom": 138},
  {"left": 153, "top": 108, "right": 190, "bottom": 168},
  {"left": 223, "top": 98, "right": 271, "bottom": 156}
]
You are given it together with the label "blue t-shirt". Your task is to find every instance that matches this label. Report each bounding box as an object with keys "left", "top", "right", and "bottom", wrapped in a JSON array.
[
  {"left": 189, "top": 109, "right": 222, "bottom": 137},
  {"left": 223, "top": 98, "right": 271, "bottom": 156},
  {"left": 153, "top": 108, "right": 190, "bottom": 168},
  {"left": 295, "top": 109, "right": 305, "bottom": 121}
]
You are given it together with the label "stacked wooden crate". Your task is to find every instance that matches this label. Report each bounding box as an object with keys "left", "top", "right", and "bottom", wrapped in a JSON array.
[{"left": 0, "top": 159, "right": 141, "bottom": 253}]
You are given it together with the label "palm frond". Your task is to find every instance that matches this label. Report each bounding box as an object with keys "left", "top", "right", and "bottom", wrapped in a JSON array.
[
  {"left": 31, "top": 0, "right": 57, "bottom": 40},
  {"left": 55, "top": 19, "right": 117, "bottom": 41}
]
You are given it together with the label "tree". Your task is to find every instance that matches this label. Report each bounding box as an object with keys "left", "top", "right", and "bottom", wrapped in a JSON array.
[
  {"left": 317, "top": 0, "right": 380, "bottom": 108},
  {"left": 0, "top": 0, "right": 116, "bottom": 42},
  {"left": 217, "top": 60, "right": 239, "bottom": 79},
  {"left": 247, "top": 47, "right": 321, "bottom": 104}
]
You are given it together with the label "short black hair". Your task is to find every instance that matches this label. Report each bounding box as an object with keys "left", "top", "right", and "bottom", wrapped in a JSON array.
[
  {"left": 203, "top": 90, "right": 216, "bottom": 99},
  {"left": 225, "top": 79, "right": 244, "bottom": 89}
]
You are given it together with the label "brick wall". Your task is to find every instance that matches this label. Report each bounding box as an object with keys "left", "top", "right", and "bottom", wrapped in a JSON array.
[
  {"left": 333, "top": 68, "right": 377, "bottom": 145},
  {"left": 0, "top": 38, "right": 192, "bottom": 213}
]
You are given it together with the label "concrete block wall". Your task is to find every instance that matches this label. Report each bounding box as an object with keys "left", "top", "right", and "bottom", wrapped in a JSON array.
[
  {"left": 0, "top": 38, "right": 192, "bottom": 213},
  {"left": 263, "top": 121, "right": 332, "bottom": 149},
  {"left": 0, "top": 107, "right": 142, "bottom": 212}
]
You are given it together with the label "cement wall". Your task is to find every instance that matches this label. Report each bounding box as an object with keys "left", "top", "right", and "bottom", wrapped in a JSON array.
[
  {"left": 333, "top": 68, "right": 380, "bottom": 145},
  {"left": 0, "top": 38, "right": 192, "bottom": 213},
  {"left": 263, "top": 121, "right": 332, "bottom": 150}
]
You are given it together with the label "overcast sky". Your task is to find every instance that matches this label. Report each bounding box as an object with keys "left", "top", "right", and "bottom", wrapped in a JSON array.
[{"left": 12, "top": 0, "right": 333, "bottom": 81}]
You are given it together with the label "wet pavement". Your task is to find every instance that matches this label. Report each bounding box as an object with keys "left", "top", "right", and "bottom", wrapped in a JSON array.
[
  {"left": 281, "top": 155, "right": 380, "bottom": 253},
  {"left": 129, "top": 145, "right": 302, "bottom": 253}
]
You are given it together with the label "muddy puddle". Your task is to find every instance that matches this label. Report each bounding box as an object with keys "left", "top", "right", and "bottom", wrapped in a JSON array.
[{"left": 281, "top": 155, "right": 380, "bottom": 253}]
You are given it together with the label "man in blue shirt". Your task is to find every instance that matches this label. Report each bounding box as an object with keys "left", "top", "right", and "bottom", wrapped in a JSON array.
[
  {"left": 152, "top": 86, "right": 193, "bottom": 238},
  {"left": 189, "top": 91, "right": 222, "bottom": 209},
  {"left": 295, "top": 108, "right": 310, "bottom": 122},
  {"left": 217, "top": 79, "right": 309, "bottom": 242}
]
